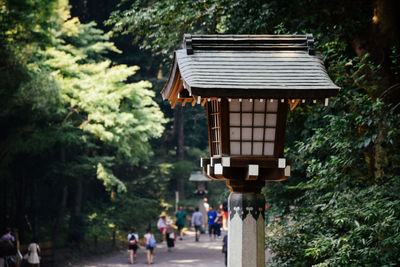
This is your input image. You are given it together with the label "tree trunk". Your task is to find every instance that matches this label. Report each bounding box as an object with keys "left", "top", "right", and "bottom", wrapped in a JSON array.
[
  {"left": 52, "top": 184, "right": 68, "bottom": 245},
  {"left": 15, "top": 175, "right": 27, "bottom": 240},
  {"left": 69, "top": 178, "right": 84, "bottom": 245},
  {"left": 372, "top": 0, "right": 400, "bottom": 46},
  {"left": 112, "top": 231, "right": 116, "bottom": 249},
  {"left": 52, "top": 148, "right": 69, "bottom": 246},
  {"left": 175, "top": 105, "right": 185, "bottom": 161},
  {"left": 29, "top": 178, "right": 38, "bottom": 239},
  {"left": 174, "top": 105, "right": 185, "bottom": 200},
  {"left": 1, "top": 178, "right": 8, "bottom": 230},
  {"left": 353, "top": 0, "right": 400, "bottom": 102},
  {"left": 372, "top": 0, "right": 400, "bottom": 105},
  {"left": 74, "top": 179, "right": 83, "bottom": 216}
]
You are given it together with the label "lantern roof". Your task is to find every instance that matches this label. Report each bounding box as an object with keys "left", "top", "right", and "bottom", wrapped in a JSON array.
[
  {"left": 161, "top": 34, "right": 340, "bottom": 103},
  {"left": 189, "top": 171, "right": 210, "bottom": 182}
]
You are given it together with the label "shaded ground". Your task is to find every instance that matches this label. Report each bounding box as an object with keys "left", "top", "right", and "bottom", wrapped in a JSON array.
[{"left": 70, "top": 231, "right": 225, "bottom": 267}]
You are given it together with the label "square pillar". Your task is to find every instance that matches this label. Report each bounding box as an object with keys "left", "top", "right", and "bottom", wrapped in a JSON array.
[{"left": 228, "top": 192, "right": 265, "bottom": 267}]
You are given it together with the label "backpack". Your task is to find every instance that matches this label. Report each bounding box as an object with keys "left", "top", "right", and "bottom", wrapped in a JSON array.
[
  {"left": 149, "top": 235, "right": 156, "bottom": 247},
  {"left": 129, "top": 233, "right": 137, "bottom": 245}
]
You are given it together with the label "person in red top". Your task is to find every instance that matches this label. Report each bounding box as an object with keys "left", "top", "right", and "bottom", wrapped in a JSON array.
[
  {"left": 215, "top": 208, "right": 223, "bottom": 237},
  {"left": 222, "top": 199, "right": 228, "bottom": 230}
]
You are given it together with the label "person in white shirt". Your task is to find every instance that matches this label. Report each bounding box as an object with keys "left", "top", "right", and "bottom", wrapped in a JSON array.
[
  {"left": 127, "top": 228, "right": 139, "bottom": 264},
  {"left": 144, "top": 228, "right": 155, "bottom": 264},
  {"left": 203, "top": 197, "right": 210, "bottom": 212},
  {"left": 203, "top": 198, "right": 210, "bottom": 226},
  {"left": 157, "top": 211, "right": 172, "bottom": 242},
  {"left": 27, "top": 238, "right": 40, "bottom": 267}
]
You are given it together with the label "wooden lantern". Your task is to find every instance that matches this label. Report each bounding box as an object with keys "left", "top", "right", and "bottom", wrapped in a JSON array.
[{"left": 162, "top": 34, "right": 339, "bottom": 192}]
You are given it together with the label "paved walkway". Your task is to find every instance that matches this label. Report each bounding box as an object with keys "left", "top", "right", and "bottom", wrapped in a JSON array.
[{"left": 75, "top": 231, "right": 225, "bottom": 267}]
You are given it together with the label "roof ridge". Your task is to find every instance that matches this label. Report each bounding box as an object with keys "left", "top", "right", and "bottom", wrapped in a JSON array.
[{"left": 183, "top": 34, "right": 314, "bottom": 55}]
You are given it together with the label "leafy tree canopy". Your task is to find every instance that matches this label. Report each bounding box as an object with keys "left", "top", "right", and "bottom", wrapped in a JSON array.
[{"left": 1, "top": 0, "right": 167, "bottom": 245}]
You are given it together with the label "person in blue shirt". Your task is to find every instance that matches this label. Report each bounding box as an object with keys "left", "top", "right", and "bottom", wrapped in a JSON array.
[{"left": 207, "top": 206, "right": 218, "bottom": 240}]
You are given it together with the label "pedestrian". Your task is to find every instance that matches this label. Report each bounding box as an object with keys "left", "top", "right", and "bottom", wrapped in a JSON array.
[
  {"left": 175, "top": 206, "right": 186, "bottom": 240},
  {"left": 27, "top": 238, "right": 40, "bottom": 267},
  {"left": 203, "top": 197, "right": 210, "bottom": 212},
  {"left": 200, "top": 198, "right": 209, "bottom": 232},
  {"left": 127, "top": 228, "right": 139, "bottom": 264},
  {"left": 222, "top": 199, "right": 228, "bottom": 230},
  {"left": 157, "top": 211, "right": 168, "bottom": 242},
  {"left": 1, "top": 228, "right": 15, "bottom": 244},
  {"left": 207, "top": 206, "right": 218, "bottom": 240},
  {"left": 214, "top": 208, "right": 223, "bottom": 237},
  {"left": 165, "top": 224, "right": 176, "bottom": 252},
  {"left": 1, "top": 228, "right": 20, "bottom": 266},
  {"left": 222, "top": 234, "right": 228, "bottom": 266},
  {"left": 144, "top": 228, "right": 155, "bottom": 264},
  {"left": 191, "top": 207, "right": 203, "bottom": 242}
]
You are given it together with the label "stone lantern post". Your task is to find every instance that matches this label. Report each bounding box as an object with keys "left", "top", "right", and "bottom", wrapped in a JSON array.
[
  {"left": 161, "top": 34, "right": 339, "bottom": 267},
  {"left": 189, "top": 171, "right": 210, "bottom": 196}
]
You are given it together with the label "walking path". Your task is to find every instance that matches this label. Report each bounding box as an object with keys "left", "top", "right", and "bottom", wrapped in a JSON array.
[{"left": 74, "top": 231, "right": 225, "bottom": 267}]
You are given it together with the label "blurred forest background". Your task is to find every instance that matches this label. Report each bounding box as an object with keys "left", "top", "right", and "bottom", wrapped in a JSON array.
[{"left": 1, "top": 0, "right": 400, "bottom": 265}]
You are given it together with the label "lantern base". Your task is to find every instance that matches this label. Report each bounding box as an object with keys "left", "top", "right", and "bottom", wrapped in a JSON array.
[{"left": 201, "top": 156, "right": 291, "bottom": 192}]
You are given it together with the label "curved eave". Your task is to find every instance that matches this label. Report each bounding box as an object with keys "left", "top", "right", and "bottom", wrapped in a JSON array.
[{"left": 161, "top": 52, "right": 180, "bottom": 101}]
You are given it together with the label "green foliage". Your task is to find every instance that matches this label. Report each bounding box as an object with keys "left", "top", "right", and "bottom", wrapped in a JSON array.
[
  {"left": 0, "top": 0, "right": 168, "bottom": 249},
  {"left": 85, "top": 193, "right": 162, "bottom": 237},
  {"left": 171, "top": 161, "right": 195, "bottom": 182},
  {"left": 267, "top": 179, "right": 400, "bottom": 266},
  {"left": 97, "top": 162, "right": 127, "bottom": 193},
  {"left": 265, "top": 49, "right": 400, "bottom": 266},
  {"left": 86, "top": 211, "right": 115, "bottom": 245},
  {"left": 110, "top": 195, "right": 161, "bottom": 232},
  {"left": 108, "top": 0, "right": 220, "bottom": 58},
  {"left": 107, "top": 0, "right": 371, "bottom": 59},
  {"left": 389, "top": 46, "right": 400, "bottom": 80},
  {"left": 40, "top": 16, "right": 166, "bottom": 166},
  {"left": 108, "top": 0, "right": 286, "bottom": 59},
  {"left": 0, "top": 0, "right": 66, "bottom": 167}
]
